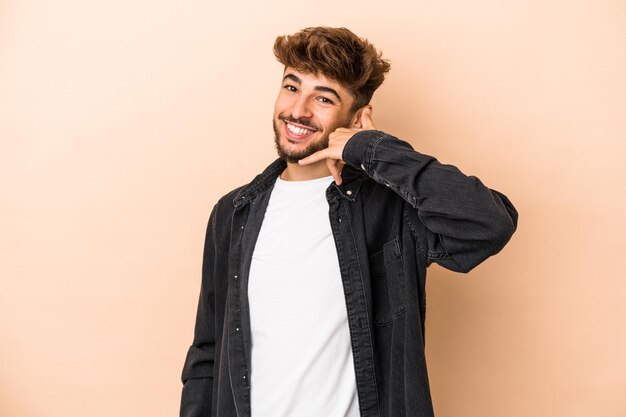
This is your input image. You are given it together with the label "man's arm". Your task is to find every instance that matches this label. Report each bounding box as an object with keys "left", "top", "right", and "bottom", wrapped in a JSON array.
[
  {"left": 295, "top": 108, "right": 518, "bottom": 273},
  {"left": 342, "top": 130, "right": 518, "bottom": 273},
  {"left": 180, "top": 203, "right": 218, "bottom": 417}
]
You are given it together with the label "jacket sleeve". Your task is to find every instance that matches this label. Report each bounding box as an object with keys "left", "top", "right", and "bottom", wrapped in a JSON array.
[
  {"left": 180, "top": 203, "right": 218, "bottom": 417},
  {"left": 342, "top": 130, "right": 518, "bottom": 273}
]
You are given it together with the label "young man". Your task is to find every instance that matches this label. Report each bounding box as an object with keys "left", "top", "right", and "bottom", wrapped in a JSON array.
[{"left": 180, "top": 26, "right": 518, "bottom": 417}]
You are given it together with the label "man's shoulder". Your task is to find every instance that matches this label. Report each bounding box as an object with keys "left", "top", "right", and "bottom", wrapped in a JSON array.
[
  {"left": 210, "top": 157, "right": 285, "bottom": 217},
  {"left": 212, "top": 183, "right": 248, "bottom": 217}
]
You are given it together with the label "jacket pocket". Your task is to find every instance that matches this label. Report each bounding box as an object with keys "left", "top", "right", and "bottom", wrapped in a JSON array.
[{"left": 368, "top": 237, "right": 408, "bottom": 326}]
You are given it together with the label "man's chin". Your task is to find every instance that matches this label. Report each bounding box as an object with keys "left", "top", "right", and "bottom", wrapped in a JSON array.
[
  {"left": 272, "top": 122, "right": 329, "bottom": 164},
  {"left": 276, "top": 145, "right": 311, "bottom": 164}
]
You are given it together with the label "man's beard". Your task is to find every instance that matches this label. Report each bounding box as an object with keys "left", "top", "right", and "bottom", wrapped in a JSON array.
[
  {"left": 272, "top": 116, "right": 350, "bottom": 164},
  {"left": 272, "top": 119, "right": 328, "bottom": 163}
]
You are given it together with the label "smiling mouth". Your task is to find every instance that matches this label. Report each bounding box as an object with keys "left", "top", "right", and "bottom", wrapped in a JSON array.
[{"left": 283, "top": 121, "right": 318, "bottom": 141}]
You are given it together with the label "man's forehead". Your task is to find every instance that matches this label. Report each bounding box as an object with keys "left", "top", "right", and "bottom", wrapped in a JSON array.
[{"left": 283, "top": 67, "right": 344, "bottom": 89}]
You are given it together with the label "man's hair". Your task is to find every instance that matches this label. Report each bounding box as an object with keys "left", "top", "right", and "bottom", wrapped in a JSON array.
[{"left": 273, "top": 26, "right": 391, "bottom": 114}]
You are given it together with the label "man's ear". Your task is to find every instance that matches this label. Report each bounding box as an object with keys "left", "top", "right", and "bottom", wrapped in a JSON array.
[{"left": 350, "top": 105, "right": 373, "bottom": 128}]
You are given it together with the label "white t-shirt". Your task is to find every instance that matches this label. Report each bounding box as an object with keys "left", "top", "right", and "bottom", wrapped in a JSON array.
[{"left": 248, "top": 174, "right": 360, "bottom": 417}]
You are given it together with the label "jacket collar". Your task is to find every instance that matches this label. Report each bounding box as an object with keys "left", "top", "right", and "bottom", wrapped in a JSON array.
[{"left": 233, "top": 157, "right": 365, "bottom": 208}]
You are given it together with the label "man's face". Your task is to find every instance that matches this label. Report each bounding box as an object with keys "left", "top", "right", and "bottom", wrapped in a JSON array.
[{"left": 273, "top": 67, "right": 356, "bottom": 164}]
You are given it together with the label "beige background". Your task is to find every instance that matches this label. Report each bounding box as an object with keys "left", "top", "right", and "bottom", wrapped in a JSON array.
[{"left": 1, "top": 1, "right": 625, "bottom": 416}]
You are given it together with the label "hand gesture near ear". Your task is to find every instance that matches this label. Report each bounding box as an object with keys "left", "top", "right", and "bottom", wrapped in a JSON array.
[{"left": 298, "top": 107, "right": 377, "bottom": 185}]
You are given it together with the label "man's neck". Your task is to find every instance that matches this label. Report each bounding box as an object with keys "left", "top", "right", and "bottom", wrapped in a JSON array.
[{"left": 279, "top": 160, "right": 336, "bottom": 182}]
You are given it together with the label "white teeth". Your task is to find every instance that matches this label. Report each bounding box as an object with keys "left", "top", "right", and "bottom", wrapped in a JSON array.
[{"left": 287, "top": 122, "right": 315, "bottom": 136}]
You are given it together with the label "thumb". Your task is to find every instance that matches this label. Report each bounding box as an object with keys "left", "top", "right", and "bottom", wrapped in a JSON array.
[{"left": 360, "top": 107, "right": 376, "bottom": 130}]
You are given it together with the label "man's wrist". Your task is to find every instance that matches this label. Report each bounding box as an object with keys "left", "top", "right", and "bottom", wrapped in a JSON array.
[{"left": 342, "top": 129, "right": 385, "bottom": 171}]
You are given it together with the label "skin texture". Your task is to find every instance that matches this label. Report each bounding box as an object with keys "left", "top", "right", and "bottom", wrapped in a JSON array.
[{"left": 273, "top": 66, "right": 377, "bottom": 184}]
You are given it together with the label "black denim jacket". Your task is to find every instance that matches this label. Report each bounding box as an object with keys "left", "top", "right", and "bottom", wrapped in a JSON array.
[{"left": 180, "top": 130, "right": 519, "bottom": 417}]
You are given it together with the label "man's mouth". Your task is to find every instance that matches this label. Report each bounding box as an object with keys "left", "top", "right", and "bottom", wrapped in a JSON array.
[{"left": 283, "top": 120, "right": 318, "bottom": 141}]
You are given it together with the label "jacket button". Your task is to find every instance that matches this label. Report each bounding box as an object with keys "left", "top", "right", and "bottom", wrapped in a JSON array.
[
  {"left": 234, "top": 275, "right": 238, "bottom": 279},
  {"left": 360, "top": 163, "right": 365, "bottom": 170},
  {"left": 236, "top": 327, "right": 240, "bottom": 331},
  {"left": 346, "top": 190, "right": 352, "bottom": 195},
  {"left": 241, "top": 225, "right": 244, "bottom": 229},
  {"left": 338, "top": 218, "right": 342, "bottom": 222}
]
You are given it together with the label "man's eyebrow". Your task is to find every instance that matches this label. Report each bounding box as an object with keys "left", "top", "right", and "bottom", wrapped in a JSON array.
[
  {"left": 314, "top": 85, "right": 343, "bottom": 104},
  {"left": 283, "top": 73, "right": 301, "bottom": 84},
  {"left": 282, "top": 73, "right": 343, "bottom": 104}
]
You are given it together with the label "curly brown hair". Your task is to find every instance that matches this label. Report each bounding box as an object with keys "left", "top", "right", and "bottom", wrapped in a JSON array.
[{"left": 273, "top": 26, "right": 391, "bottom": 114}]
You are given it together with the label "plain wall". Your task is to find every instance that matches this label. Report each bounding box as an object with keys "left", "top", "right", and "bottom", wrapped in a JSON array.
[{"left": 1, "top": 1, "right": 624, "bottom": 416}]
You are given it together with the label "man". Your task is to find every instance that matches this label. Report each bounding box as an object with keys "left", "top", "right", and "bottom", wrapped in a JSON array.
[{"left": 180, "top": 26, "right": 518, "bottom": 417}]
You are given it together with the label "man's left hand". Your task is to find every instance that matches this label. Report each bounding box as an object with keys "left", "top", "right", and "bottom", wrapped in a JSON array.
[{"left": 298, "top": 107, "right": 377, "bottom": 185}]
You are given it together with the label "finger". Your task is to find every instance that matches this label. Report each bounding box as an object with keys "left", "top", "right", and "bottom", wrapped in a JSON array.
[
  {"left": 337, "top": 160, "right": 345, "bottom": 176},
  {"left": 327, "top": 158, "right": 342, "bottom": 185},
  {"left": 329, "top": 127, "right": 353, "bottom": 137},
  {"left": 361, "top": 107, "right": 377, "bottom": 130},
  {"left": 298, "top": 149, "right": 327, "bottom": 165}
]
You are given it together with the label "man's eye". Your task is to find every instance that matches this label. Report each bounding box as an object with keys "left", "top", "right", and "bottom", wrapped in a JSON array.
[
  {"left": 318, "top": 97, "right": 334, "bottom": 104},
  {"left": 284, "top": 85, "right": 297, "bottom": 92}
]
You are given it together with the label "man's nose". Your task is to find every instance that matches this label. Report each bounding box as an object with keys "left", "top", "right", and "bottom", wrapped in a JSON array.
[{"left": 290, "top": 96, "right": 312, "bottom": 120}]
